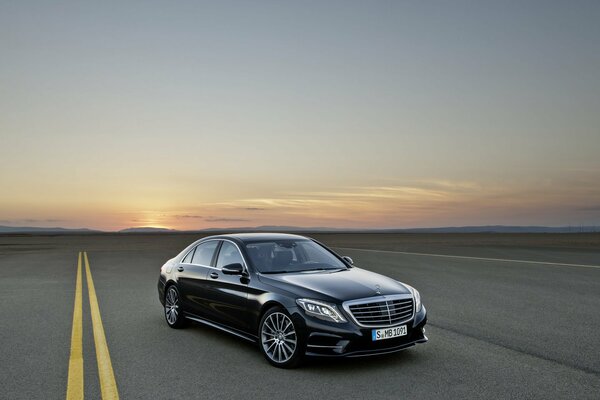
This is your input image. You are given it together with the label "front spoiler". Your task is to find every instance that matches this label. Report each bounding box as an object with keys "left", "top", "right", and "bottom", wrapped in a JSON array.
[{"left": 322, "top": 335, "right": 427, "bottom": 358}]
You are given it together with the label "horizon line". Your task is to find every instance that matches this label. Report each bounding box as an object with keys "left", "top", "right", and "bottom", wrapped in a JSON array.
[{"left": 1, "top": 224, "right": 600, "bottom": 234}]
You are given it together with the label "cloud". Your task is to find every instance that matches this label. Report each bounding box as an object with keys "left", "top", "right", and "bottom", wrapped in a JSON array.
[
  {"left": 578, "top": 205, "right": 600, "bottom": 211},
  {"left": 173, "top": 214, "right": 204, "bottom": 219},
  {"left": 204, "top": 217, "right": 249, "bottom": 222},
  {"left": 243, "top": 207, "right": 265, "bottom": 211}
]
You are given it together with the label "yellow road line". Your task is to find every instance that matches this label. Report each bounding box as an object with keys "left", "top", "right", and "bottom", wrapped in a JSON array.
[
  {"left": 66, "top": 252, "right": 83, "bottom": 400},
  {"left": 84, "top": 251, "right": 120, "bottom": 400}
]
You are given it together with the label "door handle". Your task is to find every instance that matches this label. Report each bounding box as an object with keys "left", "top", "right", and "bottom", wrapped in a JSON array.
[
  {"left": 177, "top": 266, "right": 184, "bottom": 272},
  {"left": 209, "top": 272, "right": 219, "bottom": 279}
]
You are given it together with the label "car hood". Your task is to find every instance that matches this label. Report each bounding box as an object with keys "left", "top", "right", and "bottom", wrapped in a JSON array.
[{"left": 257, "top": 267, "right": 411, "bottom": 302}]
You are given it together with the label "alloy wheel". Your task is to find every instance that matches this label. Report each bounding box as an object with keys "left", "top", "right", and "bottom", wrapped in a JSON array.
[
  {"left": 261, "top": 312, "right": 297, "bottom": 364},
  {"left": 165, "top": 286, "right": 179, "bottom": 325}
]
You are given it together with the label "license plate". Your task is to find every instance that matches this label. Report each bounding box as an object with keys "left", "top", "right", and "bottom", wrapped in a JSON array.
[{"left": 372, "top": 325, "right": 407, "bottom": 341}]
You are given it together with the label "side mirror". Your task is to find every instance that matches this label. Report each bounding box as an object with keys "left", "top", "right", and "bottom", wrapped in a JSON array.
[
  {"left": 342, "top": 256, "right": 354, "bottom": 265},
  {"left": 221, "top": 263, "right": 244, "bottom": 275}
]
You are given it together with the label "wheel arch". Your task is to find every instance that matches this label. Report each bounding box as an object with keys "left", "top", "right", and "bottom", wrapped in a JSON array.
[
  {"left": 258, "top": 300, "right": 285, "bottom": 321},
  {"left": 163, "top": 280, "right": 178, "bottom": 300}
]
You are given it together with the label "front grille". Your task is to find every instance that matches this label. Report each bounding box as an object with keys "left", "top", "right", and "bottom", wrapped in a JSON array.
[{"left": 347, "top": 297, "right": 414, "bottom": 327}]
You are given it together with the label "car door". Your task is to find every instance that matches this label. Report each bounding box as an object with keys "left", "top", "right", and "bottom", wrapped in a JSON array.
[
  {"left": 177, "top": 240, "right": 220, "bottom": 317},
  {"left": 203, "top": 240, "right": 250, "bottom": 332}
]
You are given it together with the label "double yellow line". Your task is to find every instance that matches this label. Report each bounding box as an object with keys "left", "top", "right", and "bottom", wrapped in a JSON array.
[{"left": 66, "top": 252, "right": 119, "bottom": 399}]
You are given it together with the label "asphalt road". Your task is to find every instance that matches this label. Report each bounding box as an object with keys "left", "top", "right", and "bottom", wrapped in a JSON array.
[{"left": 1, "top": 233, "right": 599, "bottom": 399}]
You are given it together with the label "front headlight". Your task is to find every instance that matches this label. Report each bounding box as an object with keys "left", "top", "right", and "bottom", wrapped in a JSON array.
[
  {"left": 404, "top": 284, "right": 423, "bottom": 313},
  {"left": 296, "top": 298, "right": 347, "bottom": 323}
]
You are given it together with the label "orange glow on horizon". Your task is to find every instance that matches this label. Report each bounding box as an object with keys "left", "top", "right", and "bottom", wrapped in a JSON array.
[{"left": 5, "top": 176, "right": 592, "bottom": 231}]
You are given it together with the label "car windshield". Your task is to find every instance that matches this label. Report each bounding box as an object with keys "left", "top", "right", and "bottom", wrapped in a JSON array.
[{"left": 244, "top": 239, "right": 348, "bottom": 274}]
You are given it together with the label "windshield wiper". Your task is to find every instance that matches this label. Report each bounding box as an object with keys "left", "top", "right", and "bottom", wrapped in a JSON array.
[
  {"left": 301, "top": 267, "right": 343, "bottom": 272},
  {"left": 262, "top": 267, "right": 345, "bottom": 274},
  {"left": 261, "top": 270, "right": 293, "bottom": 274}
]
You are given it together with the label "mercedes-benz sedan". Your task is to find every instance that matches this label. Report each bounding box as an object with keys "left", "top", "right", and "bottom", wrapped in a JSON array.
[{"left": 158, "top": 233, "right": 427, "bottom": 368}]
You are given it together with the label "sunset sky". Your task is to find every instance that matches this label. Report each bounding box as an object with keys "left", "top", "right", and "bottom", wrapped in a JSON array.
[{"left": 1, "top": 1, "right": 599, "bottom": 231}]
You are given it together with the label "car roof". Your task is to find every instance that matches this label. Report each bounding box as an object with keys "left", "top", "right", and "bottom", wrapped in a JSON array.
[{"left": 202, "top": 232, "right": 309, "bottom": 243}]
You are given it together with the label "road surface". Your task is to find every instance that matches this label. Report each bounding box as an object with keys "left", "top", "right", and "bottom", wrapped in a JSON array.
[{"left": 0, "top": 233, "right": 598, "bottom": 399}]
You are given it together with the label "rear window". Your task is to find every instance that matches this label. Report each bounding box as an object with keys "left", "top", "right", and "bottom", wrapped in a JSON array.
[{"left": 181, "top": 249, "right": 194, "bottom": 264}]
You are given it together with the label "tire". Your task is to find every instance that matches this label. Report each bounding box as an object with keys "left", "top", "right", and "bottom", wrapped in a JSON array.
[
  {"left": 259, "top": 307, "right": 304, "bottom": 368},
  {"left": 164, "top": 285, "right": 187, "bottom": 329}
]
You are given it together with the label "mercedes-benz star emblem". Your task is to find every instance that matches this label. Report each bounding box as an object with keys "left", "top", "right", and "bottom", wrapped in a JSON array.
[{"left": 375, "top": 284, "right": 381, "bottom": 295}]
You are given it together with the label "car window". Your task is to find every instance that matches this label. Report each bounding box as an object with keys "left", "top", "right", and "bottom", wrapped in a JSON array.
[
  {"left": 191, "top": 241, "right": 219, "bottom": 266},
  {"left": 181, "top": 249, "right": 194, "bottom": 264},
  {"left": 216, "top": 241, "right": 244, "bottom": 269},
  {"left": 245, "top": 239, "right": 347, "bottom": 273}
]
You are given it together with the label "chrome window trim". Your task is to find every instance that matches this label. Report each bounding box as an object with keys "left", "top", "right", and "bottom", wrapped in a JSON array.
[
  {"left": 342, "top": 294, "right": 414, "bottom": 328},
  {"left": 180, "top": 248, "right": 196, "bottom": 265}
]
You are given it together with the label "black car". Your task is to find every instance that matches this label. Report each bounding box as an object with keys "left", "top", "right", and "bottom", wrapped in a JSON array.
[{"left": 158, "top": 233, "right": 427, "bottom": 368}]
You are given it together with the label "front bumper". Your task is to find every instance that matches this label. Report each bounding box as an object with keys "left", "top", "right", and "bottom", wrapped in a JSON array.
[{"left": 293, "top": 305, "right": 428, "bottom": 358}]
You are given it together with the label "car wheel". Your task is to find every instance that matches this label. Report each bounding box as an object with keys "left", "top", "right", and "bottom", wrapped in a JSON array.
[
  {"left": 259, "top": 307, "right": 303, "bottom": 368},
  {"left": 164, "top": 285, "right": 187, "bottom": 329}
]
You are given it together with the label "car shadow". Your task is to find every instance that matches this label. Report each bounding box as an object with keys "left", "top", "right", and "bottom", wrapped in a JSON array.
[{"left": 182, "top": 318, "right": 423, "bottom": 372}]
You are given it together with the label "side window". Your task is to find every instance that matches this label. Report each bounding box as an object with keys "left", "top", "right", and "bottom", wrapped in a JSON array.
[
  {"left": 181, "top": 248, "right": 194, "bottom": 264},
  {"left": 191, "top": 241, "right": 219, "bottom": 266},
  {"left": 216, "top": 242, "right": 244, "bottom": 269}
]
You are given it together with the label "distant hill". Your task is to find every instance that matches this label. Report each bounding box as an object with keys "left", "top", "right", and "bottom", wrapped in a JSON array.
[
  {"left": 0, "top": 225, "right": 99, "bottom": 233},
  {"left": 381, "top": 225, "right": 600, "bottom": 233},
  {"left": 197, "top": 225, "right": 599, "bottom": 233},
  {"left": 1, "top": 224, "right": 598, "bottom": 234},
  {"left": 197, "top": 225, "right": 342, "bottom": 232},
  {"left": 118, "top": 227, "right": 177, "bottom": 233}
]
